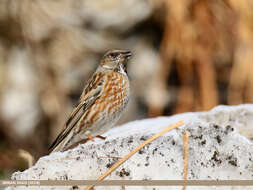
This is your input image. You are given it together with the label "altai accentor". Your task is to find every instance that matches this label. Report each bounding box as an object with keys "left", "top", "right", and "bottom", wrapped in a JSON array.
[{"left": 49, "top": 50, "right": 132, "bottom": 152}]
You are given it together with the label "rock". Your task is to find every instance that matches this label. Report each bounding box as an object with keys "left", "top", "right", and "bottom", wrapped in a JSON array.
[
  {"left": 78, "top": 0, "right": 153, "bottom": 31},
  {"left": 7, "top": 105, "right": 253, "bottom": 190},
  {"left": 0, "top": 47, "right": 40, "bottom": 139}
]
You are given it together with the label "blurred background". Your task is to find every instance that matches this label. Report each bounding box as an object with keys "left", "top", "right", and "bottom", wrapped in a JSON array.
[{"left": 0, "top": 0, "right": 253, "bottom": 179}]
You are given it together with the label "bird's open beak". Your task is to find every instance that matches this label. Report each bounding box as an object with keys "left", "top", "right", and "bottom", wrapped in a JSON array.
[{"left": 122, "top": 51, "right": 132, "bottom": 59}]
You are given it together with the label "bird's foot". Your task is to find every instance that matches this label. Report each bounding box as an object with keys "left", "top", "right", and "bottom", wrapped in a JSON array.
[{"left": 88, "top": 135, "right": 95, "bottom": 142}]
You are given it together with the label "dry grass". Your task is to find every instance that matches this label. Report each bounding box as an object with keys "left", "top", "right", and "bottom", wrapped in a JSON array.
[
  {"left": 18, "top": 149, "right": 34, "bottom": 168},
  {"left": 182, "top": 130, "right": 189, "bottom": 190},
  {"left": 147, "top": 0, "right": 253, "bottom": 116}
]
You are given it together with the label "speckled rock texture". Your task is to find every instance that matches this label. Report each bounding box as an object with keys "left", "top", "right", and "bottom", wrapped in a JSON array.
[{"left": 8, "top": 105, "right": 253, "bottom": 190}]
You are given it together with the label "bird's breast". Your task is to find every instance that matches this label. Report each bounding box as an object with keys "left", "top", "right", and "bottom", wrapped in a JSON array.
[{"left": 88, "top": 72, "right": 129, "bottom": 123}]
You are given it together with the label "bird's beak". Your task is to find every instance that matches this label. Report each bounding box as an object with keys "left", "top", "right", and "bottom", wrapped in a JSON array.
[{"left": 122, "top": 51, "right": 132, "bottom": 60}]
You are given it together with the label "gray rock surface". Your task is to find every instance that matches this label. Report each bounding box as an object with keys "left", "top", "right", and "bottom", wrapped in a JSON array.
[{"left": 8, "top": 105, "right": 253, "bottom": 190}]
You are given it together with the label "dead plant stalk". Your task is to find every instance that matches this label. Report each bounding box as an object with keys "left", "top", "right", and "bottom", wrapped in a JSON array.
[{"left": 84, "top": 120, "right": 184, "bottom": 190}]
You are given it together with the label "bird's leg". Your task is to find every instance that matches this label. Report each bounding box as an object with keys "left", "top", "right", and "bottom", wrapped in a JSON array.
[
  {"left": 88, "top": 135, "right": 94, "bottom": 142},
  {"left": 67, "top": 138, "right": 89, "bottom": 150},
  {"left": 96, "top": 135, "right": 106, "bottom": 140}
]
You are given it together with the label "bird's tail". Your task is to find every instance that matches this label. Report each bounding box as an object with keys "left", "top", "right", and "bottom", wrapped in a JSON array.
[{"left": 49, "top": 135, "right": 71, "bottom": 153}]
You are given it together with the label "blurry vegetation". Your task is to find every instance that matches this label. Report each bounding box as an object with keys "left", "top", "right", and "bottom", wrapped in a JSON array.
[{"left": 0, "top": 0, "right": 253, "bottom": 179}]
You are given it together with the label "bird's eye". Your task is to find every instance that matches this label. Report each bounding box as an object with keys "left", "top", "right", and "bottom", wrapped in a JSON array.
[{"left": 109, "top": 53, "right": 117, "bottom": 58}]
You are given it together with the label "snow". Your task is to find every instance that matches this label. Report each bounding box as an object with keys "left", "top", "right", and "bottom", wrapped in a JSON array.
[{"left": 7, "top": 104, "right": 253, "bottom": 190}]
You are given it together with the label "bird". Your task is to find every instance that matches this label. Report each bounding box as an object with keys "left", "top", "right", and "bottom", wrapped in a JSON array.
[{"left": 49, "top": 49, "right": 132, "bottom": 152}]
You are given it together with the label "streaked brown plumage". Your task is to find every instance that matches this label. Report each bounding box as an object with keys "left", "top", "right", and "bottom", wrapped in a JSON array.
[{"left": 49, "top": 50, "right": 132, "bottom": 152}]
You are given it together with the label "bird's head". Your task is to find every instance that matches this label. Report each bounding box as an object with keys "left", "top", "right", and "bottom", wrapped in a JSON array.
[{"left": 100, "top": 50, "right": 132, "bottom": 74}]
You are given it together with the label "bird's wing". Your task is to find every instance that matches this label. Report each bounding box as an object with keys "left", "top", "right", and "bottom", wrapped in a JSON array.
[{"left": 49, "top": 73, "right": 105, "bottom": 152}]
